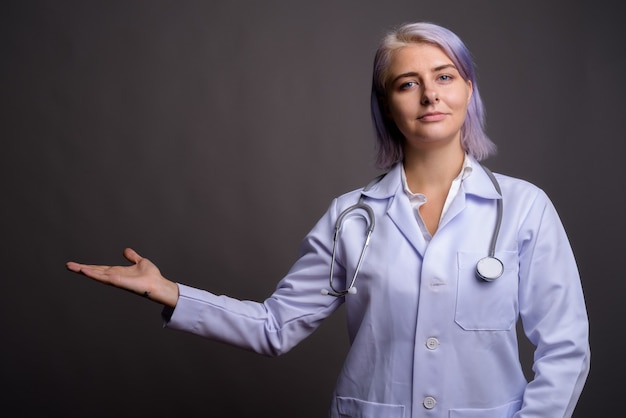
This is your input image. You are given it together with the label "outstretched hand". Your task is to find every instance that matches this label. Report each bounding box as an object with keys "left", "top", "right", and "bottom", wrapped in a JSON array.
[{"left": 66, "top": 248, "right": 179, "bottom": 308}]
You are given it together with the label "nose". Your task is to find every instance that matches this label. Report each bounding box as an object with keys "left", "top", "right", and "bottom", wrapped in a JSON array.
[{"left": 421, "top": 85, "right": 439, "bottom": 105}]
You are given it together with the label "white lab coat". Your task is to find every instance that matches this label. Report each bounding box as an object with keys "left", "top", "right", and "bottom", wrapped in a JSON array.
[{"left": 165, "top": 160, "right": 590, "bottom": 418}]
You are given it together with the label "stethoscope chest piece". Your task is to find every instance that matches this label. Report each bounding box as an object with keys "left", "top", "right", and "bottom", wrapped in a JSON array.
[{"left": 476, "top": 256, "right": 504, "bottom": 281}]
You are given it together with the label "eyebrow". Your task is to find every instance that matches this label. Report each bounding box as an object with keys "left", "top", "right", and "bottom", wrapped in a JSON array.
[{"left": 389, "top": 64, "right": 458, "bottom": 85}]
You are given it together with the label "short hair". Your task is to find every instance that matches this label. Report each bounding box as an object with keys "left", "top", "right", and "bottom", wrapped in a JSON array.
[{"left": 370, "top": 22, "right": 496, "bottom": 170}]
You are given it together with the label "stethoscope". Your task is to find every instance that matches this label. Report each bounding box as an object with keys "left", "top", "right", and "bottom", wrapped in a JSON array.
[{"left": 321, "top": 165, "right": 504, "bottom": 297}]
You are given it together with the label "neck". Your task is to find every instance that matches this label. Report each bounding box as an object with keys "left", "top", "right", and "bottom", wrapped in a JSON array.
[{"left": 402, "top": 145, "right": 465, "bottom": 193}]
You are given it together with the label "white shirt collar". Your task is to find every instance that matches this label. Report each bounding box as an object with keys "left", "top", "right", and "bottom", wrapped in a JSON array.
[{"left": 401, "top": 154, "right": 473, "bottom": 240}]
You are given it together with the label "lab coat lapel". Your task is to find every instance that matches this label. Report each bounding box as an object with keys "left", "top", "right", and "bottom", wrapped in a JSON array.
[
  {"left": 438, "top": 160, "right": 503, "bottom": 231},
  {"left": 438, "top": 190, "right": 465, "bottom": 231},
  {"left": 387, "top": 190, "right": 428, "bottom": 256},
  {"left": 362, "top": 164, "right": 427, "bottom": 257}
]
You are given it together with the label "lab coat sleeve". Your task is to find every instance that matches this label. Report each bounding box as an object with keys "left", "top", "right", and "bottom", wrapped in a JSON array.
[
  {"left": 515, "top": 189, "right": 590, "bottom": 418},
  {"left": 162, "top": 198, "right": 346, "bottom": 357}
]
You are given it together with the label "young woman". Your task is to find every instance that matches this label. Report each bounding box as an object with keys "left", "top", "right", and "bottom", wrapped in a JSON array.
[{"left": 67, "top": 22, "right": 590, "bottom": 418}]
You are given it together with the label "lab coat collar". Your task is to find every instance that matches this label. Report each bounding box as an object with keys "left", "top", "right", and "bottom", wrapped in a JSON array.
[
  {"left": 439, "top": 158, "right": 502, "bottom": 231},
  {"left": 360, "top": 158, "right": 502, "bottom": 201},
  {"left": 462, "top": 158, "right": 503, "bottom": 200},
  {"left": 359, "top": 159, "right": 502, "bottom": 257},
  {"left": 360, "top": 164, "right": 420, "bottom": 254},
  {"left": 360, "top": 164, "right": 402, "bottom": 201}
]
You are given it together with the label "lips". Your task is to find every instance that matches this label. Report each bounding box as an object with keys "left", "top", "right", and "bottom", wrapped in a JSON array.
[{"left": 417, "top": 112, "right": 446, "bottom": 122}]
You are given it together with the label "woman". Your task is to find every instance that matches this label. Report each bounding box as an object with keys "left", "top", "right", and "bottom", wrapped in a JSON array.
[{"left": 67, "top": 22, "right": 590, "bottom": 417}]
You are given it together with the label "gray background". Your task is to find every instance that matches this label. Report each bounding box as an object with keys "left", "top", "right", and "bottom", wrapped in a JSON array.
[{"left": 1, "top": 0, "right": 623, "bottom": 416}]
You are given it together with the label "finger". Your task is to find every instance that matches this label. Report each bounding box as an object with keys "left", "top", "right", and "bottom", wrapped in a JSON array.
[
  {"left": 79, "top": 266, "right": 121, "bottom": 284},
  {"left": 65, "top": 262, "right": 106, "bottom": 274},
  {"left": 123, "top": 247, "right": 142, "bottom": 264},
  {"left": 66, "top": 262, "right": 116, "bottom": 274},
  {"left": 66, "top": 261, "right": 82, "bottom": 272},
  {"left": 78, "top": 264, "right": 141, "bottom": 289}
]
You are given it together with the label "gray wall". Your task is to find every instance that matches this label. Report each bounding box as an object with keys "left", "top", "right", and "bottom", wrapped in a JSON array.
[{"left": 2, "top": 1, "right": 622, "bottom": 416}]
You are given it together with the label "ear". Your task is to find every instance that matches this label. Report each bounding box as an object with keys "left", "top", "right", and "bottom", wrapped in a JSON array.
[{"left": 466, "top": 80, "right": 473, "bottom": 104}]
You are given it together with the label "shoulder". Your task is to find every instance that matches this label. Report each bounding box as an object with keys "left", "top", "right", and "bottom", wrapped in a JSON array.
[
  {"left": 493, "top": 172, "right": 547, "bottom": 200},
  {"left": 492, "top": 172, "right": 560, "bottom": 220},
  {"left": 333, "top": 187, "right": 371, "bottom": 212}
]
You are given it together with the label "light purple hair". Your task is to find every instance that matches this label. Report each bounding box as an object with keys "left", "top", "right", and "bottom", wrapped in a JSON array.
[{"left": 371, "top": 22, "right": 496, "bottom": 170}]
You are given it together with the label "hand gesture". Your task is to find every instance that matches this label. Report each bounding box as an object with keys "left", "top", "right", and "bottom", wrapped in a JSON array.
[{"left": 66, "top": 248, "right": 179, "bottom": 308}]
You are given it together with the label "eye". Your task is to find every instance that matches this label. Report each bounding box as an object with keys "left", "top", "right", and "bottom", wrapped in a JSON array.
[
  {"left": 438, "top": 74, "right": 453, "bottom": 82},
  {"left": 400, "top": 81, "right": 418, "bottom": 90}
]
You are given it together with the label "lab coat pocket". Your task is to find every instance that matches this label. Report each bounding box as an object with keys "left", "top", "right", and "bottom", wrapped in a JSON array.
[
  {"left": 455, "top": 251, "right": 519, "bottom": 331},
  {"left": 336, "top": 396, "right": 405, "bottom": 418},
  {"left": 449, "top": 399, "right": 522, "bottom": 417}
]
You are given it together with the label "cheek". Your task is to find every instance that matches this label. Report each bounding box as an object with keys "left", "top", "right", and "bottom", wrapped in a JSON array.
[
  {"left": 388, "top": 97, "right": 414, "bottom": 122},
  {"left": 448, "top": 92, "right": 470, "bottom": 115},
  {"left": 458, "top": 86, "right": 472, "bottom": 109}
]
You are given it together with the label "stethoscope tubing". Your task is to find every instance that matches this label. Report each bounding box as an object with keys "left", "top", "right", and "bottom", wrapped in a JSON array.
[
  {"left": 325, "top": 198, "right": 375, "bottom": 297},
  {"left": 323, "top": 164, "right": 504, "bottom": 296},
  {"left": 481, "top": 166, "right": 503, "bottom": 259}
]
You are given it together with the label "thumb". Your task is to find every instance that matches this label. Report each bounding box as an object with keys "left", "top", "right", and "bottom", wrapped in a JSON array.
[{"left": 123, "top": 247, "right": 142, "bottom": 264}]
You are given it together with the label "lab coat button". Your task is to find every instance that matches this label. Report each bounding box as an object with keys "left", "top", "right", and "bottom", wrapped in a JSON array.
[
  {"left": 423, "top": 396, "right": 436, "bottom": 409},
  {"left": 426, "top": 337, "right": 439, "bottom": 350}
]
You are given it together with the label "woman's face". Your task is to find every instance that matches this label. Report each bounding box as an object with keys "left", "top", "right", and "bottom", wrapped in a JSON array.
[{"left": 384, "top": 42, "right": 473, "bottom": 154}]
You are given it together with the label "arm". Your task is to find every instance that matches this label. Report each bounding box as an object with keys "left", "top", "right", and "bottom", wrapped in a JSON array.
[
  {"left": 66, "top": 247, "right": 179, "bottom": 308},
  {"left": 65, "top": 197, "right": 347, "bottom": 356},
  {"left": 515, "top": 190, "right": 590, "bottom": 418},
  {"left": 163, "top": 198, "right": 346, "bottom": 356}
]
